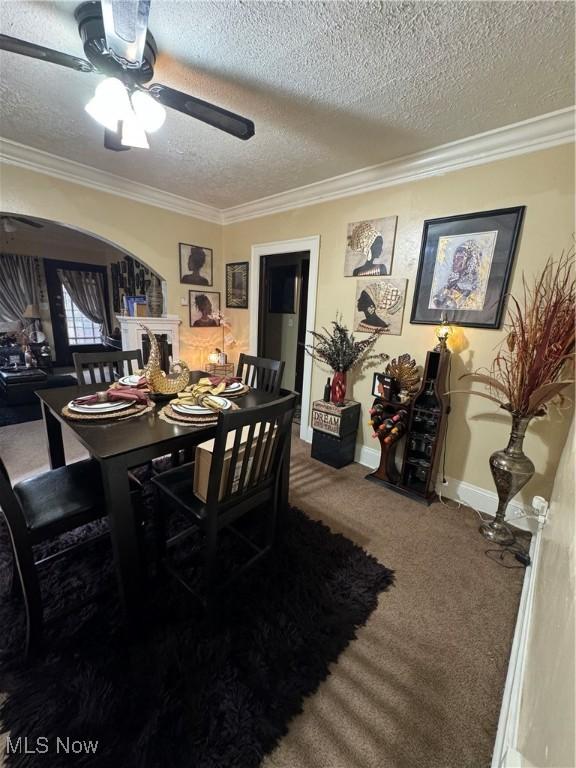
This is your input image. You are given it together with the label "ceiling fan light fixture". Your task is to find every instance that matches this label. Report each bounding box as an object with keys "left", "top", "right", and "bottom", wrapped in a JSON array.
[
  {"left": 121, "top": 113, "right": 150, "bottom": 149},
  {"left": 131, "top": 90, "right": 166, "bottom": 132},
  {"left": 85, "top": 76, "right": 132, "bottom": 131}
]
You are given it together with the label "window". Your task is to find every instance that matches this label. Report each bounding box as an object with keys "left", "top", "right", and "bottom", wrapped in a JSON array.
[{"left": 62, "top": 285, "right": 102, "bottom": 345}]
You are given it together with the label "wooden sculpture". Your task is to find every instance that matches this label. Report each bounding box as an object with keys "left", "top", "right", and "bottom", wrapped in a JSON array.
[{"left": 385, "top": 353, "right": 420, "bottom": 400}]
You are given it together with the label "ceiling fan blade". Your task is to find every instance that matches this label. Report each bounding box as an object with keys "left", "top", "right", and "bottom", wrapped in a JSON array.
[
  {"left": 146, "top": 84, "right": 255, "bottom": 140},
  {"left": 0, "top": 34, "right": 95, "bottom": 72},
  {"left": 104, "top": 127, "right": 131, "bottom": 151},
  {"left": 101, "top": 0, "right": 151, "bottom": 68},
  {"left": 10, "top": 216, "right": 43, "bottom": 228}
]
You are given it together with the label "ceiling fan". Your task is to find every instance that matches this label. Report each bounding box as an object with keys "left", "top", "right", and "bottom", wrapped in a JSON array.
[
  {"left": 1, "top": 215, "right": 44, "bottom": 233},
  {"left": 0, "top": 0, "right": 255, "bottom": 151}
]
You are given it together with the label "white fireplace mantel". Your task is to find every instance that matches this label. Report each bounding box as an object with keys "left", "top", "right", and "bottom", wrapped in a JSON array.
[{"left": 117, "top": 315, "right": 181, "bottom": 362}]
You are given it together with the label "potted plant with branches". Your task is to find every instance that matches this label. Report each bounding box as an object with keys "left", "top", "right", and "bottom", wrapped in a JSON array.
[
  {"left": 304, "top": 316, "right": 389, "bottom": 404},
  {"left": 450, "top": 251, "right": 574, "bottom": 544}
]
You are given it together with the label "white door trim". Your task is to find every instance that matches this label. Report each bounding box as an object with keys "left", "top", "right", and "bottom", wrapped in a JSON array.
[{"left": 249, "top": 236, "right": 320, "bottom": 441}]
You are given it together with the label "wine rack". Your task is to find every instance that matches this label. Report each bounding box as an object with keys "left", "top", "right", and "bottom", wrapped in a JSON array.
[{"left": 366, "top": 348, "right": 450, "bottom": 504}]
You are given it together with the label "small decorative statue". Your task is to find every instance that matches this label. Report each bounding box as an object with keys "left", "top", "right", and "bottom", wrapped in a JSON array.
[
  {"left": 385, "top": 354, "right": 421, "bottom": 402},
  {"left": 141, "top": 324, "right": 190, "bottom": 395}
]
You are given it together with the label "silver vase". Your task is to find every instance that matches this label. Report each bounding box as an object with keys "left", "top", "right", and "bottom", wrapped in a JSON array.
[
  {"left": 481, "top": 413, "right": 535, "bottom": 545},
  {"left": 146, "top": 276, "right": 164, "bottom": 317}
]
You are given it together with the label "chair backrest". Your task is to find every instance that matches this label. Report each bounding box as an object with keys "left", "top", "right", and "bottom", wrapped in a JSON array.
[
  {"left": 206, "top": 392, "right": 296, "bottom": 513},
  {"left": 236, "top": 353, "right": 284, "bottom": 396},
  {"left": 73, "top": 349, "right": 143, "bottom": 386},
  {"left": 0, "top": 457, "right": 29, "bottom": 548}
]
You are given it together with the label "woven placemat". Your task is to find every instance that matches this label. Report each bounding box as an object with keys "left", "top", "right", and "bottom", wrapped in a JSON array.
[
  {"left": 159, "top": 401, "right": 239, "bottom": 426},
  {"left": 220, "top": 384, "right": 250, "bottom": 399},
  {"left": 61, "top": 402, "right": 155, "bottom": 423}
]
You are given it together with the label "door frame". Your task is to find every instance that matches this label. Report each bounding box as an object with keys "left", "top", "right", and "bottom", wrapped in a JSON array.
[{"left": 249, "top": 236, "right": 320, "bottom": 442}]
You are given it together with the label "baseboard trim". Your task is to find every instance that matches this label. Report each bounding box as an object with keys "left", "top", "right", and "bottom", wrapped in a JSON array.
[{"left": 491, "top": 524, "right": 543, "bottom": 768}]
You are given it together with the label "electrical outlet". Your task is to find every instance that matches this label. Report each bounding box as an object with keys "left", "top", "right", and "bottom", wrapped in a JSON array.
[{"left": 180, "top": 297, "right": 187, "bottom": 306}]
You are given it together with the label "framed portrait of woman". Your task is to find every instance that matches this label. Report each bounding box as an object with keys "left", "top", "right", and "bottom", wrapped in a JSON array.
[
  {"left": 410, "top": 207, "right": 525, "bottom": 328},
  {"left": 354, "top": 278, "right": 407, "bottom": 335},
  {"left": 189, "top": 291, "right": 220, "bottom": 327},
  {"left": 344, "top": 217, "right": 397, "bottom": 277},
  {"left": 179, "top": 243, "right": 213, "bottom": 286}
]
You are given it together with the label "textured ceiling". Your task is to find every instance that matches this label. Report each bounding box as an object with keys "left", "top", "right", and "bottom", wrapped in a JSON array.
[{"left": 0, "top": 1, "right": 574, "bottom": 209}]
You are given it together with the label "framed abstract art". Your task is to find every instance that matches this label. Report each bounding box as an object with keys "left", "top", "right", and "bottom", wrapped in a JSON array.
[
  {"left": 225, "top": 262, "right": 249, "bottom": 308},
  {"left": 410, "top": 207, "right": 525, "bottom": 329}
]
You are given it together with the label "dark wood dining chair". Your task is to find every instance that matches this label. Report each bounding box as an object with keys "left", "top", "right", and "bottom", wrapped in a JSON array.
[
  {"left": 73, "top": 349, "right": 143, "bottom": 387},
  {"left": 0, "top": 457, "right": 111, "bottom": 656},
  {"left": 151, "top": 392, "right": 297, "bottom": 605},
  {"left": 236, "top": 353, "right": 284, "bottom": 396}
]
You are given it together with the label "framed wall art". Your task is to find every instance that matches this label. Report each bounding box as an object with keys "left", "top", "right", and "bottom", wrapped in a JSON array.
[
  {"left": 225, "top": 262, "right": 249, "bottom": 308},
  {"left": 354, "top": 278, "right": 407, "bottom": 335},
  {"left": 179, "top": 243, "right": 213, "bottom": 286},
  {"left": 410, "top": 206, "right": 525, "bottom": 329},
  {"left": 189, "top": 291, "right": 221, "bottom": 327},
  {"left": 344, "top": 216, "right": 397, "bottom": 277}
]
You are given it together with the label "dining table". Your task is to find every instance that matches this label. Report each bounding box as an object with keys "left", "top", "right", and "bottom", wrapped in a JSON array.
[{"left": 35, "top": 371, "right": 290, "bottom": 625}]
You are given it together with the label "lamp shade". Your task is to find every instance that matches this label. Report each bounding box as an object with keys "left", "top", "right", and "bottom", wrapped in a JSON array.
[{"left": 23, "top": 304, "right": 41, "bottom": 319}]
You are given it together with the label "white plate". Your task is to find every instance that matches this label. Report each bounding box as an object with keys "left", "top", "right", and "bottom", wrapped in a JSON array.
[
  {"left": 172, "top": 397, "right": 232, "bottom": 416},
  {"left": 223, "top": 382, "right": 243, "bottom": 393},
  {"left": 68, "top": 398, "right": 133, "bottom": 414},
  {"left": 118, "top": 375, "right": 142, "bottom": 386}
]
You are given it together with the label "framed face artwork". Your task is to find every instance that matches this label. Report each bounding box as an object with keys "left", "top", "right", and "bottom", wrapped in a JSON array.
[
  {"left": 410, "top": 207, "right": 525, "bottom": 328},
  {"left": 354, "top": 278, "right": 407, "bottom": 335},
  {"left": 189, "top": 291, "right": 221, "bottom": 327},
  {"left": 179, "top": 243, "right": 213, "bottom": 286},
  {"left": 344, "top": 216, "right": 397, "bottom": 277},
  {"left": 225, "top": 262, "right": 249, "bottom": 309}
]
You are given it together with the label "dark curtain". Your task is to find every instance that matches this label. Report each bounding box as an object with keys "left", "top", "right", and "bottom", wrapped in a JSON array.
[{"left": 0, "top": 253, "right": 38, "bottom": 322}]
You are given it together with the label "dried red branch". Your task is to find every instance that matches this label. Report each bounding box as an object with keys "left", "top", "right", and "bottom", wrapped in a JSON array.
[{"left": 457, "top": 249, "right": 575, "bottom": 417}]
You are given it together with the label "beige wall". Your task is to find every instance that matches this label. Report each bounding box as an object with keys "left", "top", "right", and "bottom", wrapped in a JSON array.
[
  {"left": 0, "top": 164, "right": 223, "bottom": 369},
  {"left": 222, "top": 143, "right": 575, "bottom": 502},
  {"left": 517, "top": 415, "right": 575, "bottom": 767}
]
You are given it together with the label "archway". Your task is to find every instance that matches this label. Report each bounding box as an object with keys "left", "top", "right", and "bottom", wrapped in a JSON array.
[{"left": 0, "top": 213, "right": 167, "bottom": 366}]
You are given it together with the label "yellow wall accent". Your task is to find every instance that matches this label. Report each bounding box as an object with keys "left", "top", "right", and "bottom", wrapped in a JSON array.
[
  {"left": 518, "top": 414, "right": 575, "bottom": 767},
  {"left": 222, "top": 144, "right": 575, "bottom": 501}
]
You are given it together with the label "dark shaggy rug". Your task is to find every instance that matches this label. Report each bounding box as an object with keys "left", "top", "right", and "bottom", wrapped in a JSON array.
[
  {"left": 0, "top": 401, "right": 42, "bottom": 426},
  {"left": 0, "top": 488, "right": 393, "bottom": 768}
]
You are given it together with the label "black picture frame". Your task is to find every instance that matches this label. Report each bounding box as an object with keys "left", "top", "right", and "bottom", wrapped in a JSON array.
[
  {"left": 225, "top": 262, "right": 249, "bottom": 309},
  {"left": 410, "top": 206, "right": 525, "bottom": 329},
  {"left": 179, "top": 243, "right": 213, "bottom": 286},
  {"left": 371, "top": 372, "right": 384, "bottom": 398},
  {"left": 189, "top": 290, "right": 221, "bottom": 327}
]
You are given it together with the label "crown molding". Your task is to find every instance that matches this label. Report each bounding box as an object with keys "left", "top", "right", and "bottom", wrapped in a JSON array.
[
  {"left": 1, "top": 107, "right": 573, "bottom": 227},
  {"left": 0, "top": 138, "right": 222, "bottom": 225},
  {"left": 220, "top": 107, "right": 575, "bottom": 224}
]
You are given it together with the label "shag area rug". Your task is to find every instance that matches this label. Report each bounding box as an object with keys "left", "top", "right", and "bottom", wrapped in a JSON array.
[
  {"left": 0, "top": 487, "right": 393, "bottom": 768},
  {"left": 0, "top": 401, "right": 42, "bottom": 427}
]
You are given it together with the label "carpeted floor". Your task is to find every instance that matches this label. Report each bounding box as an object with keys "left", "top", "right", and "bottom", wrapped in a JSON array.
[{"left": 0, "top": 422, "right": 526, "bottom": 768}]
